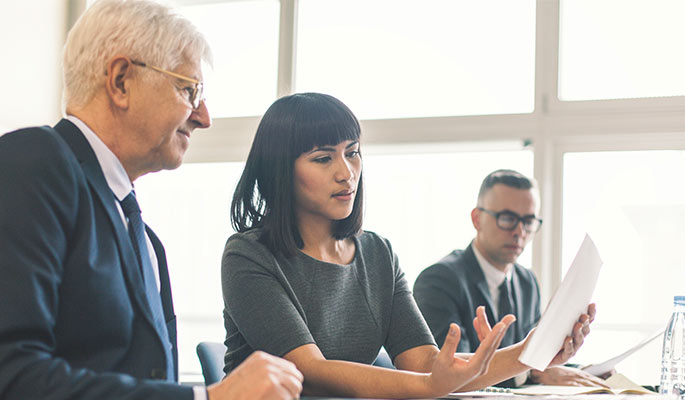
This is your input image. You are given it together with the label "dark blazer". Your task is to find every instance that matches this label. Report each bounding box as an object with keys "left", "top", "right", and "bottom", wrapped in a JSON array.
[
  {"left": 413, "top": 243, "right": 540, "bottom": 357},
  {"left": 0, "top": 120, "right": 192, "bottom": 399}
]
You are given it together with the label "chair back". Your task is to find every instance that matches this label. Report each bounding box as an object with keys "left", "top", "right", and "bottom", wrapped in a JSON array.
[
  {"left": 373, "top": 347, "right": 395, "bottom": 369},
  {"left": 196, "top": 341, "right": 227, "bottom": 385}
]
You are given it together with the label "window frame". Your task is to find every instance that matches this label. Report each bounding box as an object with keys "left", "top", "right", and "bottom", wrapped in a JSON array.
[
  {"left": 71, "top": 0, "right": 685, "bottom": 307},
  {"left": 168, "top": 0, "right": 685, "bottom": 306}
]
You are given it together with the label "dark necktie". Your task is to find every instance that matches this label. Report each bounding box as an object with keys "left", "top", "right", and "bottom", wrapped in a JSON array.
[
  {"left": 120, "top": 191, "right": 174, "bottom": 381},
  {"left": 498, "top": 277, "right": 515, "bottom": 347}
]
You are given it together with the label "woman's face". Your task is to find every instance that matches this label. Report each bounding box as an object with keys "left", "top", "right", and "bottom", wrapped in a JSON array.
[{"left": 293, "top": 139, "right": 361, "bottom": 227}]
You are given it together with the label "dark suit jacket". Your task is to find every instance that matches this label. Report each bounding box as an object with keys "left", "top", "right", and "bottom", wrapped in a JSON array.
[
  {"left": 0, "top": 120, "right": 192, "bottom": 399},
  {"left": 413, "top": 244, "right": 540, "bottom": 385}
]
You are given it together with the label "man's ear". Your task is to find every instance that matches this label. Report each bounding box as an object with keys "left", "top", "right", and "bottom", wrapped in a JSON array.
[
  {"left": 105, "top": 56, "right": 133, "bottom": 110},
  {"left": 471, "top": 207, "right": 481, "bottom": 230}
]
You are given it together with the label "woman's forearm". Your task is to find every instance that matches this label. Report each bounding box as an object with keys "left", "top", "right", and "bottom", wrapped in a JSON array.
[
  {"left": 457, "top": 342, "right": 529, "bottom": 391},
  {"left": 299, "top": 358, "right": 437, "bottom": 399},
  {"left": 288, "top": 319, "right": 516, "bottom": 398}
]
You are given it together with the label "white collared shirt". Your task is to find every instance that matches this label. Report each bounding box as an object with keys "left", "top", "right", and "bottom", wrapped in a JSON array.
[
  {"left": 471, "top": 241, "right": 513, "bottom": 318},
  {"left": 66, "top": 115, "right": 160, "bottom": 291},
  {"left": 472, "top": 242, "right": 530, "bottom": 386}
]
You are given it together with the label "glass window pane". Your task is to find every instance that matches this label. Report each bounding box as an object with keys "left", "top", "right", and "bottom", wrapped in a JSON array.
[
  {"left": 559, "top": 0, "right": 685, "bottom": 101},
  {"left": 1, "top": 0, "right": 62, "bottom": 131},
  {"left": 363, "top": 146, "right": 534, "bottom": 286},
  {"left": 178, "top": 1, "right": 279, "bottom": 118},
  {"left": 296, "top": 0, "right": 536, "bottom": 120},
  {"left": 135, "top": 162, "right": 245, "bottom": 381},
  {"left": 562, "top": 150, "right": 685, "bottom": 383}
]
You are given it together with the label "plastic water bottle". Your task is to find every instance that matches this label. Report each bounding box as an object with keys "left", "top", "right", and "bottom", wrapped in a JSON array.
[{"left": 661, "top": 296, "right": 685, "bottom": 398}]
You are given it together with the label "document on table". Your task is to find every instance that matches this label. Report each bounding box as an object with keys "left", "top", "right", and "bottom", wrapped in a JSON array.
[
  {"left": 444, "top": 373, "right": 655, "bottom": 397},
  {"left": 510, "top": 373, "right": 655, "bottom": 395},
  {"left": 581, "top": 328, "right": 665, "bottom": 376},
  {"left": 518, "top": 234, "right": 603, "bottom": 371},
  {"left": 508, "top": 373, "right": 653, "bottom": 396}
]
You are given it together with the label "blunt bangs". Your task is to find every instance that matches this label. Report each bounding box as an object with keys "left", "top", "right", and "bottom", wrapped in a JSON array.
[
  {"left": 288, "top": 93, "right": 361, "bottom": 158},
  {"left": 232, "top": 92, "right": 364, "bottom": 257}
]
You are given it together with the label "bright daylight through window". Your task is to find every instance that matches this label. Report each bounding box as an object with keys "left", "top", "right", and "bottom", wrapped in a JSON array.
[
  {"left": 562, "top": 150, "right": 685, "bottom": 384},
  {"left": 296, "top": 0, "right": 535, "bottom": 119}
]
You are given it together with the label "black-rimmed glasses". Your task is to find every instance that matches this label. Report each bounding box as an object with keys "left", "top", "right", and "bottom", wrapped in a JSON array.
[
  {"left": 477, "top": 207, "right": 543, "bottom": 233},
  {"left": 131, "top": 60, "right": 204, "bottom": 109}
]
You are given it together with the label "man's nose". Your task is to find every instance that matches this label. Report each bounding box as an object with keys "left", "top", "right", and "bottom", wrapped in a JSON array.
[{"left": 190, "top": 99, "right": 211, "bottom": 129}]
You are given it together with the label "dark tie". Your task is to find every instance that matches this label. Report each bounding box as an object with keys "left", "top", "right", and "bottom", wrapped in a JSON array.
[
  {"left": 498, "top": 278, "right": 515, "bottom": 347},
  {"left": 120, "top": 191, "right": 174, "bottom": 381}
]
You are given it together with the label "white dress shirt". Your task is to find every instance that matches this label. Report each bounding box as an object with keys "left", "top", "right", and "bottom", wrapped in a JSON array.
[
  {"left": 472, "top": 241, "right": 529, "bottom": 387},
  {"left": 471, "top": 242, "right": 513, "bottom": 319}
]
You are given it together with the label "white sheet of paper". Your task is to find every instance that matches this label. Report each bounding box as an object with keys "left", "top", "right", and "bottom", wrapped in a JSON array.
[
  {"left": 582, "top": 328, "right": 664, "bottom": 376},
  {"left": 518, "top": 234, "right": 603, "bottom": 371}
]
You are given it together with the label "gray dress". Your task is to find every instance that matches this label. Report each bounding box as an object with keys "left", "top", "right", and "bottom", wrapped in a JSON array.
[{"left": 221, "top": 229, "right": 436, "bottom": 374}]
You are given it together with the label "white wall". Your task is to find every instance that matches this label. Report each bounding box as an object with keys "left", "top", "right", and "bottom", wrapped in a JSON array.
[{"left": 0, "top": 1, "right": 66, "bottom": 132}]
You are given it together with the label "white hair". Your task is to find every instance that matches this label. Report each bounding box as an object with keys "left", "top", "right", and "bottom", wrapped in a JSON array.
[{"left": 63, "top": 0, "right": 212, "bottom": 109}]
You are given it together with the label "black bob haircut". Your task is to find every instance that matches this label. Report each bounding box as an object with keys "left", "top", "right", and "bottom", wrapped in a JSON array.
[{"left": 231, "top": 92, "right": 364, "bottom": 257}]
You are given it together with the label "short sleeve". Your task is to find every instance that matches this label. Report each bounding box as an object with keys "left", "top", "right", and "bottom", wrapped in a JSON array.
[
  {"left": 381, "top": 240, "right": 437, "bottom": 360},
  {"left": 221, "top": 233, "right": 314, "bottom": 371}
]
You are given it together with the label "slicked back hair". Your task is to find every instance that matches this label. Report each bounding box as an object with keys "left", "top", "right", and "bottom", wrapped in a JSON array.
[
  {"left": 477, "top": 169, "right": 537, "bottom": 206},
  {"left": 231, "top": 93, "right": 364, "bottom": 257}
]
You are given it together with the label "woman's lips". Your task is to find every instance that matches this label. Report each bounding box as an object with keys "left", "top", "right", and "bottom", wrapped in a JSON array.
[{"left": 333, "top": 189, "right": 355, "bottom": 200}]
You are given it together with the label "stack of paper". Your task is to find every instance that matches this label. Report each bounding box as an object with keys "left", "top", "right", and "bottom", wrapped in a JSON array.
[
  {"left": 518, "top": 234, "right": 603, "bottom": 371},
  {"left": 582, "top": 329, "right": 664, "bottom": 376}
]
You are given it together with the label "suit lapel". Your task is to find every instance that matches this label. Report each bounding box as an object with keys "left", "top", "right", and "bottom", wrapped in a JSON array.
[
  {"left": 146, "top": 227, "right": 174, "bottom": 320},
  {"left": 463, "top": 245, "right": 498, "bottom": 325},
  {"left": 53, "top": 119, "right": 161, "bottom": 333},
  {"left": 147, "top": 227, "right": 178, "bottom": 380}
]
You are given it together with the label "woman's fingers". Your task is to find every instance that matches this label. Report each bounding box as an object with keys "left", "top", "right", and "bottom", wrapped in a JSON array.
[
  {"left": 473, "top": 306, "right": 492, "bottom": 342},
  {"left": 587, "top": 303, "right": 597, "bottom": 323},
  {"left": 438, "top": 323, "right": 462, "bottom": 364},
  {"left": 565, "top": 305, "right": 594, "bottom": 358},
  {"left": 468, "top": 315, "right": 515, "bottom": 373}
]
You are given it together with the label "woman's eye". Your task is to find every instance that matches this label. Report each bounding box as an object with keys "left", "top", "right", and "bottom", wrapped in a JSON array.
[
  {"left": 313, "top": 156, "right": 331, "bottom": 163},
  {"left": 346, "top": 150, "right": 360, "bottom": 158}
]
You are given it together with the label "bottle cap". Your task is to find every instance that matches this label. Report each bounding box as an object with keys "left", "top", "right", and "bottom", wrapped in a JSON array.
[{"left": 675, "top": 295, "right": 685, "bottom": 303}]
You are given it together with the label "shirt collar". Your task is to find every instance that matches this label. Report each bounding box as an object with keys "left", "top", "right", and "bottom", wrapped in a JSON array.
[
  {"left": 472, "top": 240, "right": 513, "bottom": 290},
  {"left": 66, "top": 115, "right": 132, "bottom": 201}
]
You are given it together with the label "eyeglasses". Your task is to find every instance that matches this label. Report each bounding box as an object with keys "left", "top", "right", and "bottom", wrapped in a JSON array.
[
  {"left": 477, "top": 207, "right": 543, "bottom": 233},
  {"left": 131, "top": 60, "right": 204, "bottom": 109}
]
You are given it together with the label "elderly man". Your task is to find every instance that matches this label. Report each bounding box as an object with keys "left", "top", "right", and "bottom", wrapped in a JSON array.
[
  {"left": 0, "top": 1, "right": 302, "bottom": 399},
  {"left": 414, "top": 169, "right": 606, "bottom": 388}
]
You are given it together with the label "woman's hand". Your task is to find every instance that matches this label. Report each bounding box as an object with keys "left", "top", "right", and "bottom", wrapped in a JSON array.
[
  {"left": 473, "top": 305, "right": 495, "bottom": 342},
  {"left": 548, "top": 303, "right": 596, "bottom": 366},
  {"left": 425, "top": 311, "right": 516, "bottom": 397}
]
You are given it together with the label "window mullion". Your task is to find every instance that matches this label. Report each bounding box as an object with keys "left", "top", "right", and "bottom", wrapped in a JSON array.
[
  {"left": 277, "top": 0, "right": 298, "bottom": 97},
  {"left": 533, "top": 0, "right": 562, "bottom": 306}
]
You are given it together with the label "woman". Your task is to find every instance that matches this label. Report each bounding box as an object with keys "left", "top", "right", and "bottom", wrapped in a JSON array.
[{"left": 222, "top": 92, "right": 593, "bottom": 398}]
